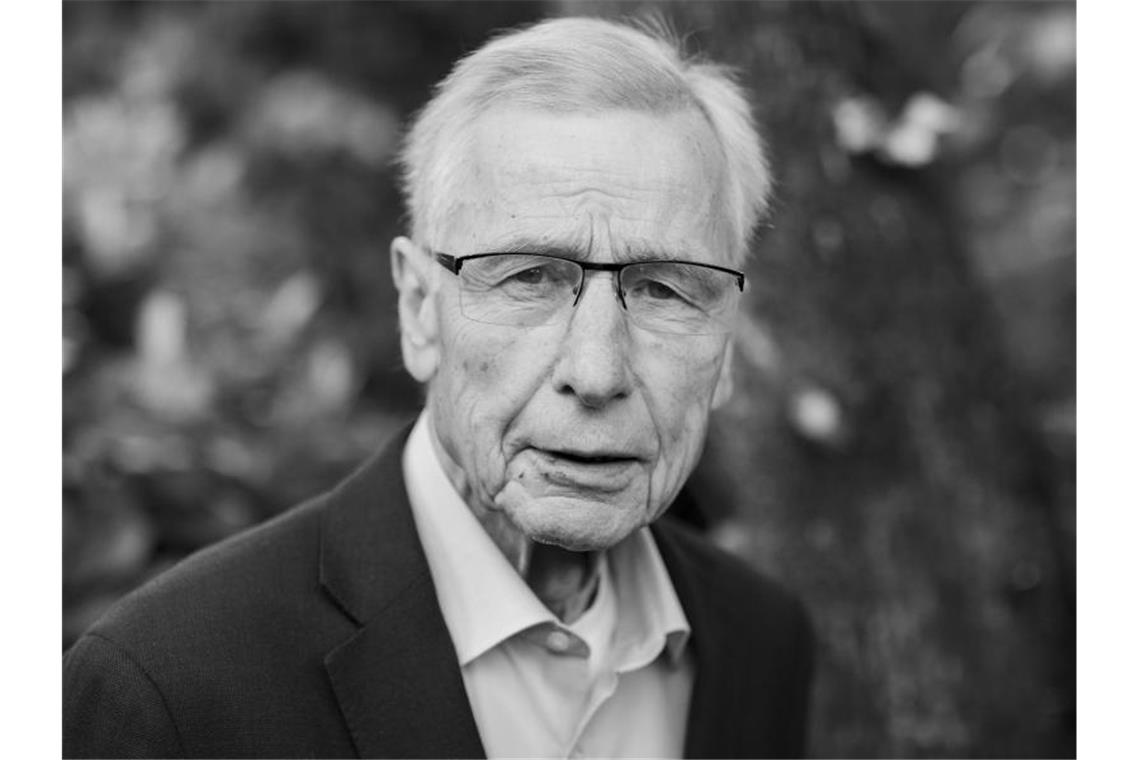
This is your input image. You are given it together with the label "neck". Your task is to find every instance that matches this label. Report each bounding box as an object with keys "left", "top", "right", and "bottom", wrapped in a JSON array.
[
  {"left": 525, "top": 544, "right": 602, "bottom": 623},
  {"left": 426, "top": 418, "right": 603, "bottom": 624},
  {"left": 458, "top": 487, "right": 603, "bottom": 624}
]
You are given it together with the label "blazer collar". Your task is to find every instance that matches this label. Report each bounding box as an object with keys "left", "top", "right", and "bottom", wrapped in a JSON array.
[
  {"left": 651, "top": 500, "right": 743, "bottom": 759},
  {"left": 318, "top": 422, "right": 485, "bottom": 758}
]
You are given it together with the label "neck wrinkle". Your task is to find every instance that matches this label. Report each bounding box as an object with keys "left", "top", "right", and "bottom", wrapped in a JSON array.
[{"left": 527, "top": 544, "right": 602, "bottom": 624}]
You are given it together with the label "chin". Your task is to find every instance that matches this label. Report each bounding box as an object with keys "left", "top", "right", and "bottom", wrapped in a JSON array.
[{"left": 504, "top": 495, "right": 641, "bottom": 553}]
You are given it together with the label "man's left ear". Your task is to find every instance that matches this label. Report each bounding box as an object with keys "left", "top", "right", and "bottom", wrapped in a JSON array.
[{"left": 712, "top": 340, "right": 735, "bottom": 410}]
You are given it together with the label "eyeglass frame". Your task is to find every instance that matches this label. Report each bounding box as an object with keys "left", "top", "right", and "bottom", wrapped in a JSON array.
[{"left": 432, "top": 251, "right": 746, "bottom": 314}]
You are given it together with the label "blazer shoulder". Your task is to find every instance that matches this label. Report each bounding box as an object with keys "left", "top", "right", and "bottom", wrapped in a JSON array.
[
  {"left": 82, "top": 494, "right": 334, "bottom": 657},
  {"left": 73, "top": 425, "right": 416, "bottom": 663},
  {"left": 63, "top": 632, "right": 186, "bottom": 758},
  {"left": 63, "top": 493, "right": 360, "bottom": 757}
]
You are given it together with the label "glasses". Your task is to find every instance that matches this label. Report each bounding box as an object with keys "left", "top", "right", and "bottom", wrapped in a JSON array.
[{"left": 434, "top": 251, "right": 745, "bottom": 336}]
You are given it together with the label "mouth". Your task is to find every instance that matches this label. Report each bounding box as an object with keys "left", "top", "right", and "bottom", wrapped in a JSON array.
[
  {"left": 519, "top": 448, "right": 647, "bottom": 496},
  {"left": 538, "top": 448, "right": 640, "bottom": 465},
  {"left": 526, "top": 447, "right": 643, "bottom": 492}
]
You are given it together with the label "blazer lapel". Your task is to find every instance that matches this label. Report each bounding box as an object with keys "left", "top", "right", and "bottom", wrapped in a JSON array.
[
  {"left": 652, "top": 509, "right": 742, "bottom": 759},
  {"left": 318, "top": 425, "right": 485, "bottom": 758},
  {"left": 324, "top": 576, "right": 485, "bottom": 758}
]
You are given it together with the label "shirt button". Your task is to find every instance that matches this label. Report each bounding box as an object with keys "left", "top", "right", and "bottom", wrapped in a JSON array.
[{"left": 546, "top": 629, "right": 572, "bottom": 653}]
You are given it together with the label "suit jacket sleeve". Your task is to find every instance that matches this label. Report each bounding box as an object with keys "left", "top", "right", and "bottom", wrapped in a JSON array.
[{"left": 63, "top": 633, "right": 185, "bottom": 759}]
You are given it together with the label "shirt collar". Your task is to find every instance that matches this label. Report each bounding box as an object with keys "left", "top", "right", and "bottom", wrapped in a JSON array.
[
  {"left": 610, "top": 522, "right": 691, "bottom": 666},
  {"left": 402, "top": 411, "right": 690, "bottom": 667}
]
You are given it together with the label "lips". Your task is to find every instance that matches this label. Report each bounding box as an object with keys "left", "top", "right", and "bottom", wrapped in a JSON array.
[{"left": 528, "top": 446, "right": 644, "bottom": 492}]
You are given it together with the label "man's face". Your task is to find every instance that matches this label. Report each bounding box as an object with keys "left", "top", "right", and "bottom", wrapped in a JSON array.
[{"left": 404, "top": 107, "right": 739, "bottom": 552}]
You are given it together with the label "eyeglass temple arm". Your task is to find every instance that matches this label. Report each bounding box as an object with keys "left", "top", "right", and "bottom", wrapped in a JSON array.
[{"left": 434, "top": 253, "right": 461, "bottom": 274}]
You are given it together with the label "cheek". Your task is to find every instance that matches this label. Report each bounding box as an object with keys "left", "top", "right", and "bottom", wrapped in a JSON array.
[
  {"left": 641, "top": 339, "right": 728, "bottom": 495},
  {"left": 436, "top": 293, "right": 509, "bottom": 390},
  {"left": 646, "top": 337, "right": 726, "bottom": 428},
  {"left": 431, "top": 308, "right": 556, "bottom": 500},
  {"left": 435, "top": 323, "right": 511, "bottom": 437}
]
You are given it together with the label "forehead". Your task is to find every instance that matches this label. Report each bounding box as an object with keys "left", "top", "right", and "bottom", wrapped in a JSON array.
[{"left": 442, "top": 107, "right": 732, "bottom": 263}]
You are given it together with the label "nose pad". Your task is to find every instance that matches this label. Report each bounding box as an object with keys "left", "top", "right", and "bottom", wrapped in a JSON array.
[
  {"left": 615, "top": 276, "right": 629, "bottom": 311},
  {"left": 571, "top": 269, "right": 627, "bottom": 310},
  {"left": 610, "top": 269, "right": 629, "bottom": 311}
]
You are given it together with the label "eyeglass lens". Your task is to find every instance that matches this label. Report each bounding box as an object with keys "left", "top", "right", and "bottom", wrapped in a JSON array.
[{"left": 454, "top": 254, "right": 740, "bottom": 335}]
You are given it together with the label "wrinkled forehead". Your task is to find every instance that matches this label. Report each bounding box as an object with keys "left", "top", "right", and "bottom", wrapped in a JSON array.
[{"left": 437, "top": 105, "right": 734, "bottom": 263}]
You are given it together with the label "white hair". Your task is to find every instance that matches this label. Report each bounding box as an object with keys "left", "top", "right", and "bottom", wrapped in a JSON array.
[{"left": 397, "top": 16, "right": 772, "bottom": 264}]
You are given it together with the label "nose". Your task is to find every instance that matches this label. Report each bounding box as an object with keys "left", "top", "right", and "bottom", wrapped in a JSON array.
[{"left": 551, "top": 271, "right": 634, "bottom": 409}]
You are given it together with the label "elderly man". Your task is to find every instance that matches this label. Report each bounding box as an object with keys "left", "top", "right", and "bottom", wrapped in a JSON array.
[{"left": 64, "top": 16, "right": 814, "bottom": 759}]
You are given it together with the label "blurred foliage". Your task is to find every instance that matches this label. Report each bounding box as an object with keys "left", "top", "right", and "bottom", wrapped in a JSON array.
[
  {"left": 63, "top": 0, "right": 545, "bottom": 643},
  {"left": 63, "top": 2, "right": 1075, "bottom": 757}
]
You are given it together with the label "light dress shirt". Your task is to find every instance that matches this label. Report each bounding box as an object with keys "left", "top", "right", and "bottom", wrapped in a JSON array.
[{"left": 402, "top": 413, "right": 695, "bottom": 758}]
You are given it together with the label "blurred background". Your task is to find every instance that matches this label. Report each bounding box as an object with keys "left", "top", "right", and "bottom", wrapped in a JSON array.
[{"left": 62, "top": 1, "right": 1075, "bottom": 757}]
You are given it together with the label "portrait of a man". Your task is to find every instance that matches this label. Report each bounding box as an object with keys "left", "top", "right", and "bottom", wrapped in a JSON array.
[{"left": 61, "top": 2, "right": 1076, "bottom": 758}]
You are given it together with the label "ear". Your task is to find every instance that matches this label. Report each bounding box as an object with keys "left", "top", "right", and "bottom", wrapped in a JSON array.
[
  {"left": 391, "top": 236, "right": 440, "bottom": 383},
  {"left": 711, "top": 339, "right": 735, "bottom": 410}
]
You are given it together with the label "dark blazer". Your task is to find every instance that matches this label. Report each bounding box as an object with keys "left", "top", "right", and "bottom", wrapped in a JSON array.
[{"left": 64, "top": 427, "right": 814, "bottom": 759}]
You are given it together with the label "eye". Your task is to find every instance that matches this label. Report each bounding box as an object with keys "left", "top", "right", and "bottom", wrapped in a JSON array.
[
  {"left": 639, "top": 279, "right": 683, "bottom": 300},
  {"left": 509, "top": 266, "right": 550, "bottom": 285}
]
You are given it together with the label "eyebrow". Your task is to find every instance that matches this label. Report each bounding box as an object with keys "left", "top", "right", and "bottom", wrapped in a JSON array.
[
  {"left": 487, "top": 236, "right": 697, "bottom": 263},
  {"left": 488, "top": 232, "right": 589, "bottom": 259}
]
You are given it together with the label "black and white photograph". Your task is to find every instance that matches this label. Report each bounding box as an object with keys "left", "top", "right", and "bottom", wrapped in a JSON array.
[{"left": 59, "top": 2, "right": 1077, "bottom": 757}]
